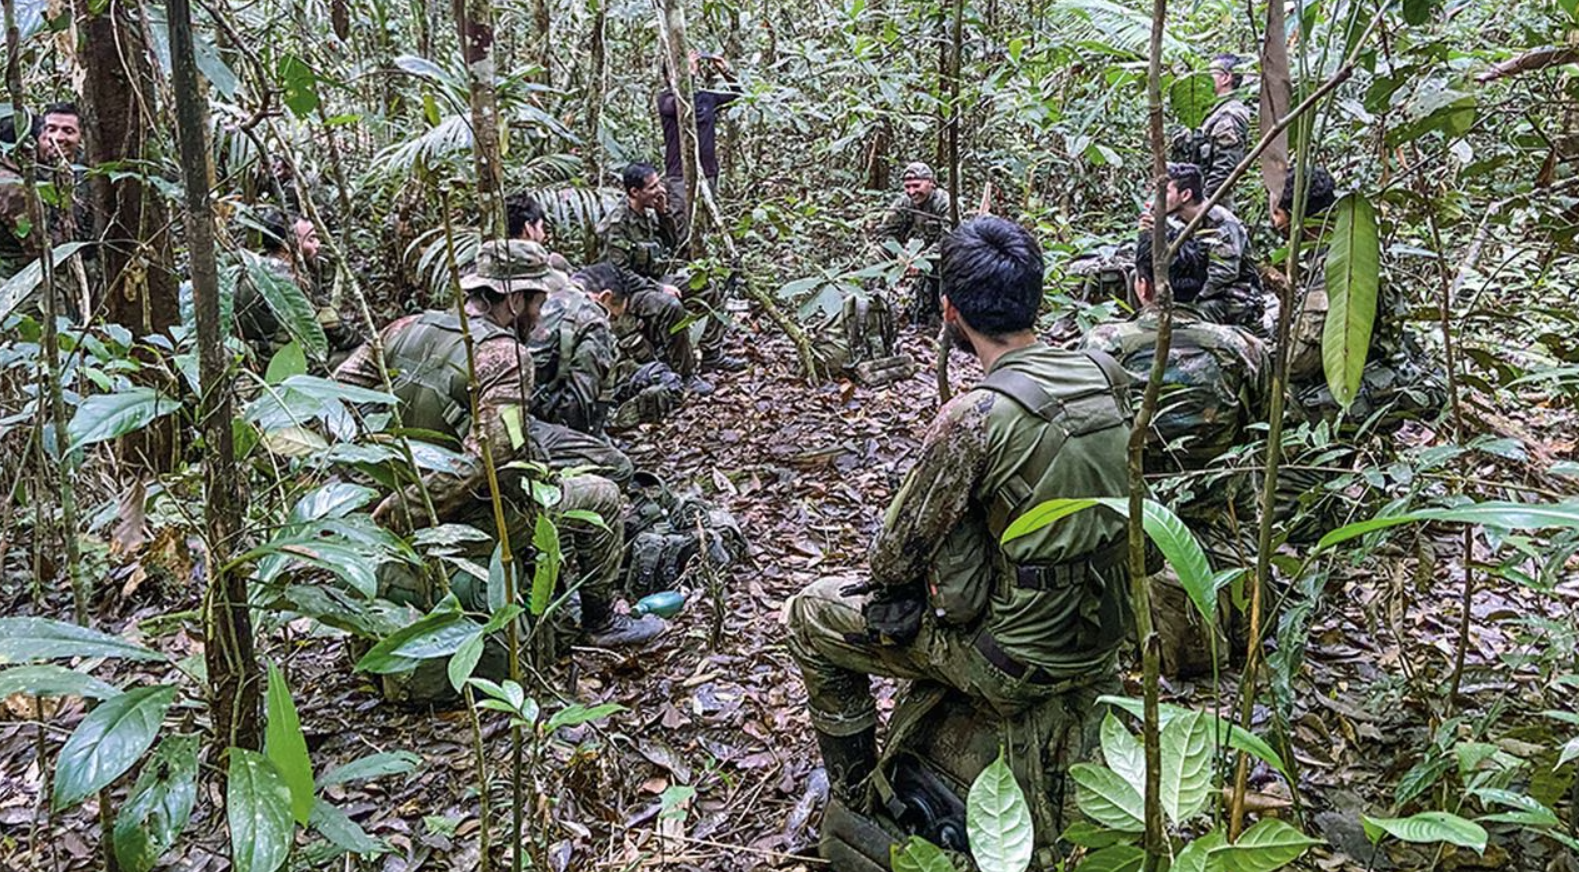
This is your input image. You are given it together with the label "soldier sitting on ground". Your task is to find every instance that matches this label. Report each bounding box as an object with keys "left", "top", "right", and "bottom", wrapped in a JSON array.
[
  {"left": 1082, "top": 229, "right": 1269, "bottom": 677},
  {"left": 235, "top": 208, "right": 363, "bottom": 371},
  {"left": 335, "top": 240, "right": 665, "bottom": 651},
  {"left": 872, "top": 161, "right": 953, "bottom": 328},
  {"left": 1141, "top": 162, "right": 1269, "bottom": 339}
]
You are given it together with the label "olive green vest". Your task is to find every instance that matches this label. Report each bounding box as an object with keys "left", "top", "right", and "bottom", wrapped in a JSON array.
[
  {"left": 940, "top": 344, "right": 1135, "bottom": 677},
  {"left": 382, "top": 311, "right": 517, "bottom": 443}
]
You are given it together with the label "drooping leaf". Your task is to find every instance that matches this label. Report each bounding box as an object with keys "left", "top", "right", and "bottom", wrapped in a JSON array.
[
  {"left": 1316, "top": 500, "right": 1579, "bottom": 552},
  {"left": 227, "top": 749, "right": 295, "bottom": 872},
  {"left": 1071, "top": 762, "right": 1145, "bottom": 832},
  {"left": 240, "top": 253, "right": 327, "bottom": 361},
  {"left": 66, "top": 387, "right": 183, "bottom": 452},
  {"left": 1214, "top": 818, "right": 1321, "bottom": 871},
  {"left": 1169, "top": 72, "right": 1216, "bottom": 129},
  {"left": 447, "top": 633, "right": 485, "bottom": 693},
  {"left": 310, "top": 798, "right": 388, "bottom": 855},
  {"left": 1000, "top": 498, "right": 1106, "bottom": 544},
  {"left": 354, "top": 601, "right": 466, "bottom": 674},
  {"left": 53, "top": 686, "right": 177, "bottom": 810},
  {"left": 264, "top": 664, "right": 315, "bottom": 825},
  {"left": 1159, "top": 710, "right": 1214, "bottom": 825},
  {"left": 1361, "top": 811, "right": 1487, "bottom": 852},
  {"left": 315, "top": 751, "right": 423, "bottom": 789},
  {"left": 0, "top": 240, "right": 89, "bottom": 320},
  {"left": 113, "top": 734, "right": 200, "bottom": 872},
  {"left": 0, "top": 664, "right": 121, "bottom": 699},
  {"left": 890, "top": 835, "right": 955, "bottom": 872},
  {"left": 1322, "top": 194, "right": 1381, "bottom": 410},
  {"left": 543, "top": 702, "right": 624, "bottom": 732},
  {"left": 529, "top": 514, "right": 560, "bottom": 616},
  {"left": 1099, "top": 696, "right": 1287, "bottom": 777},
  {"left": 276, "top": 54, "right": 320, "bottom": 117},
  {"left": 265, "top": 341, "right": 307, "bottom": 385},
  {"left": 967, "top": 753, "right": 1034, "bottom": 872}
]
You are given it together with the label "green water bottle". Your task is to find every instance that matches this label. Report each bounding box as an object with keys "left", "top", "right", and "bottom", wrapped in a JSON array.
[{"left": 633, "top": 590, "right": 686, "bottom": 618}]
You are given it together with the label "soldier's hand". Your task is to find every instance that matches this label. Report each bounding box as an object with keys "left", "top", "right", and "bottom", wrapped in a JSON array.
[
  {"left": 858, "top": 585, "right": 924, "bottom": 646},
  {"left": 653, "top": 186, "right": 670, "bottom": 214},
  {"left": 1138, "top": 207, "right": 1155, "bottom": 232},
  {"left": 662, "top": 283, "right": 682, "bottom": 299}
]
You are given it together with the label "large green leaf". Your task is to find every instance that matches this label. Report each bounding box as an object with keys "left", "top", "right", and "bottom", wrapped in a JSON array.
[
  {"left": 66, "top": 387, "right": 183, "bottom": 452},
  {"left": 1169, "top": 72, "right": 1216, "bottom": 129},
  {"left": 1214, "top": 818, "right": 1321, "bottom": 871},
  {"left": 1000, "top": 498, "right": 1105, "bottom": 543},
  {"left": 228, "top": 749, "right": 295, "bottom": 872},
  {"left": 1171, "top": 830, "right": 1225, "bottom": 872},
  {"left": 0, "top": 240, "right": 90, "bottom": 319},
  {"left": 447, "top": 633, "right": 485, "bottom": 693},
  {"left": 966, "top": 753, "right": 1033, "bottom": 872},
  {"left": 1361, "top": 811, "right": 1486, "bottom": 852},
  {"left": 1099, "top": 697, "right": 1288, "bottom": 777},
  {"left": 113, "top": 734, "right": 200, "bottom": 872},
  {"left": 1316, "top": 500, "right": 1579, "bottom": 552},
  {"left": 241, "top": 252, "right": 326, "bottom": 361},
  {"left": 315, "top": 751, "right": 422, "bottom": 789},
  {"left": 1100, "top": 712, "right": 1146, "bottom": 789},
  {"left": 0, "top": 664, "right": 121, "bottom": 699},
  {"left": 264, "top": 664, "right": 314, "bottom": 825},
  {"left": 0, "top": 618, "right": 166, "bottom": 665},
  {"left": 1321, "top": 194, "right": 1381, "bottom": 411},
  {"left": 890, "top": 835, "right": 954, "bottom": 872},
  {"left": 1159, "top": 710, "right": 1214, "bottom": 825},
  {"left": 310, "top": 798, "right": 388, "bottom": 855},
  {"left": 1078, "top": 844, "right": 1145, "bottom": 872},
  {"left": 354, "top": 600, "right": 467, "bottom": 674},
  {"left": 53, "top": 685, "right": 177, "bottom": 810},
  {"left": 1071, "top": 762, "right": 1145, "bottom": 832},
  {"left": 530, "top": 513, "right": 561, "bottom": 616}
]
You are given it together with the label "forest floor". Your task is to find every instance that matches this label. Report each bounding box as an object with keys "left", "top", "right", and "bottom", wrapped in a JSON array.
[{"left": 2, "top": 307, "right": 1578, "bottom": 872}]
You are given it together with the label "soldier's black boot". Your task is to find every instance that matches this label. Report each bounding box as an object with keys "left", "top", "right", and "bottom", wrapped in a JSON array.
[
  {"left": 581, "top": 597, "right": 667, "bottom": 648},
  {"left": 699, "top": 352, "right": 747, "bottom": 373},
  {"left": 816, "top": 726, "right": 877, "bottom": 804}
]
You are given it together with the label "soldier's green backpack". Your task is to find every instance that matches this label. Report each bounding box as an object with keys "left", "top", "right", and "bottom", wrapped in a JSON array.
[
  {"left": 816, "top": 287, "right": 916, "bottom": 386},
  {"left": 621, "top": 471, "right": 747, "bottom": 596}
]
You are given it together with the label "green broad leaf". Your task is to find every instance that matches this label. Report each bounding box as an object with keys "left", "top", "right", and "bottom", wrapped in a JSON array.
[
  {"left": 544, "top": 702, "right": 624, "bottom": 732},
  {"left": 447, "top": 633, "right": 485, "bottom": 693},
  {"left": 1316, "top": 500, "right": 1579, "bottom": 552},
  {"left": 264, "top": 664, "right": 314, "bottom": 825},
  {"left": 529, "top": 514, "right": 560, "bottom": 616},
  {"left": 0, "top": 618, "right": 166, "bottom": 664},
  {"left": 1557, "top": 736, "right": 1579, "bottom": 770},
  {"left": 967, "top": 753, "right": 1033, "bottom": 872},
  {"left": 53, "top": 686, "right": 177, "bottom": 810},
  {"left": 413, "top": 524, "right": 493, "bottom": 548},
  {"left": 1078, "top": 844, "right": 1145, "bottom": 872},
  {"left": 356, "top": 610, "right": 469, "bottom": 674},
  {"left": 0, "top": 664, "right": 121, "bottom": 699},
  {"left": 1471, "top": 787, "right": 1559, "bottom": 827},
  {"left": 309, "top": 798, "right": 388, "bottom": 855},
  {"left": 392, "top": 616, "right": 481, "bottom": 660},
  {"left": 1100, "top": 712, "right": 1146, "bottom": 789},
  {"left": 890, "top": 835, "right": 954, "bottom": 872},
  {"left": 1321, "top": 194, "right": 1381, "bottom": 411},
  {"left": 1070, "top": 762, "right": 1145, "bottom": 832},
  {"left": 1361, "top": 811, "right": 1487, "bottom": 852},
  {"left": 1214, "top": 818, "right": 1320, "bottom": 871},
  {"left": 315, "top": 751, "right": 422, "bottom": 789},
  {"left": 288, "top": 482, "right": 377, "bottom": 525},
  {"left": 241, "top": 253, "right": 327, "bottom": 360},
  {"left": 227, "top": 749, "right": 295, "bottom": 872},
  {"left": 1060, "top": 821, "right": 1135, "bottom": 849},
  {"left": 1402, "top": 0, "right": 1435, "bottom": 25},
  {"left": 265, "top": 341, "right": 308, "bottom": 385},
  {"left": 1171, "top": 829, "right": 1225, "bottom": 872},
  {"left": 0, "top": 240, "right": 89, "bottom": 320},
  {"left": 1001, "top": 498, "right": 1107, "bottom": 543},
  {"left": 277, "top": 53, "right": 320, "bottom": 117},
  {"left": 66, "top": 387, "right": 183, "bottom": 452},
  {"left": 1108, "top": 498, "right": 1215, "bottom": 626},
  {"left": 1099, "top": 696, "right": 1288, "bottom": 777},
  {"left": 1159, "top": 710, "right": 1214, "bottom": 825},
  {"left": 112, "top": 733, "right": 200, "bottom": 872},
  {"left": 559, "top": 509, "right": 611, "bottom": 530},
  {"left": 1169, "top": 72, "right": 1216, "bottom": 129}
]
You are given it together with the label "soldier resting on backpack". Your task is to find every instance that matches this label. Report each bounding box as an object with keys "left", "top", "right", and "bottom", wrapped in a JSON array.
[{"left": 787, "top": 217, "right": 1133, "bottom": 821}]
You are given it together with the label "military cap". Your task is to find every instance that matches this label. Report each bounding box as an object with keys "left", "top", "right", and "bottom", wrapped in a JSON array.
[
  {"left": 461, "top": 240, "right": 557, "bottom": 297},
  {"left": 901, "top": 161, "right": 935, "bottom": 181}
]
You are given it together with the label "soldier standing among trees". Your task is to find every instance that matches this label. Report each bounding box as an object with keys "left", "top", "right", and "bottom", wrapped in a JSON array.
[
  {"left": 1172, "top": 53, "right": 1252, "bottom": 207},
  {"left": 873, "top": 161, "right": 953, "bottom": 328}
]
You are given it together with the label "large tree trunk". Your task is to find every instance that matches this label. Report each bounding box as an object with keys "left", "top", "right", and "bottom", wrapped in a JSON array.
[
  {"left": 1259, "top": 0, "right": 1292, "bottom": 207},
  {"left": 77, "top": 0, "right": 178, "bottom": 471},
  {"left": 454, "top": 0, "right": 506, "bottom": 238},
  {"left": 166, "top": 0, "right": 258, "bottom": 763}
]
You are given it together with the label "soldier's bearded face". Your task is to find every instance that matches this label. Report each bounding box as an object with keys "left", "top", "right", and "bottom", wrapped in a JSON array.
[
  {"left": 294, "top": 220, "right": 320, "bottom": 263},
  {"left": 1163, "top": 181, "right": 1188, "bottom": 214},
  {"left": 903, "top": 178, "right": 934, "bottom": 205}
]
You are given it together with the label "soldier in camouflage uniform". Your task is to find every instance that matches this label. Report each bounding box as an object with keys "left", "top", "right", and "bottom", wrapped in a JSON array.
[
  {"left": 1145, "top": 162, "right": 1268, "bottom": 339},
  {"left": 788, "top": 217, "right": 1133, "bottom": 821},
  {"left": 599, "top": 162, "right": 743, "bottom": 395},
  {"left": 235, "top": 209, "right": 363, "bottom": 371},
  {"left": 1083, "top": 229, "right": 1269, "bottom": 677},
  {"left": 1171, "top": 54, "right": 1252, "bottom": 207},
  {"left": 335, "top": 240, "right": 665, "bottom": 649},
  {"left": 873, "top": 161, "right": 953, "bottom": 327},
  {"left": 0, "top": 106, "right": 91, "bottom": 320}
]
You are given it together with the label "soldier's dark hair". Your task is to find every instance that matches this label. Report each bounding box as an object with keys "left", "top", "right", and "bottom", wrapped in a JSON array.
[
  {"left": 1277, "top": 166, "right": 1337, "bottom": 218},
  {"left": 506, "top": 193, "right": 545, "bottom": 238},
  {"left": 939, "top": 216, "right": 1043, "bottom": 338},
  {"left": 257, "top": 208, "right": 296, "bottom": 254},
  {"left": 621, "top": 162, "right": 658, "bottom": 193},
  {"left": 1213, "top": 54, "right": 1244, "bottom": 89},
  {"left": 1134, "top": 228, "right": 1208, "bottom": 304},
  {"left": 575, "top": 263, "right": 628, "bottom": 301},
  {"left": 41, "top": 102, "right": 79, "bottom": 121},
  {"left": 1166, "top": 162, "right": 1204, "bottom": 205}
]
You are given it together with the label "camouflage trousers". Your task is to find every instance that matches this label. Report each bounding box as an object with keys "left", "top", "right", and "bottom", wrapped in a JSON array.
[
  {"left": 619, "top": 286, "right": 696, "bottom": 378},
  {"left": 530, "top": 418, "right": 633, "bottom": 486},
  {"left": 786, "top": 577, "right": 1116, "bottom": 737}
]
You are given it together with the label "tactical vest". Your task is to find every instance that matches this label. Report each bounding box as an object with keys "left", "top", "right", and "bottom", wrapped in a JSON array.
[
  {"left": 947, "top": 346, "right": 1136, "bottom": 678},
  {"left": 382, "top": 311, "right": 518, "bottom": 443}
]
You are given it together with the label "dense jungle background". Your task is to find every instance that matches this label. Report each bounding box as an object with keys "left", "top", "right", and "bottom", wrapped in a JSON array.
[{"left": 2, "top": 0, "right": 1579, "bottom": 869}]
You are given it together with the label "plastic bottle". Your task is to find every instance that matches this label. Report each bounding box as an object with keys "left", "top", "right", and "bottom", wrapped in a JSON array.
[{"left": 632, "top": 590, "right": 686, "bottom": 618}]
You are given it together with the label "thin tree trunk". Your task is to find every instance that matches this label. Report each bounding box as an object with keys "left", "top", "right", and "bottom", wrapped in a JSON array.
[
  {"left": 946, "top": 0, "right": 962, "bottom": 224},
  {"left": 1259, "top": 0, "right": 1292, "bottom": 206},
  {"left": 586, "top": 0, "right": 607, "bottom": 183},
  {"left": 533, "top": 0, "right": 551, "bottom": 84},
  {"left": 454, "top": 0, "right": 506, "bottom": 239},
  {"left": 167, "top": 0, "right": 259, "bottom": 761},
  {"left": 77, "top": 0, "right": 179, "bottom": 471},
  {"left": 657, "top": 0, "right": 700, "bottom": 256}
]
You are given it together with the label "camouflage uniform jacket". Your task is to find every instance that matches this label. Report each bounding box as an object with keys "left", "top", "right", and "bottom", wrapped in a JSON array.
[
  {"left": 335, "top": 310, "right": 535, "bottom": 524},
  {"left": 598, "top": 198, "right": 682, "bottom": 289},
  {"left": 528, "top": 278, "right": 617, "bottom": 434},
  {"left": 871, "top": 342, "right": 1133, "bottom": 676},
  {"left": 1198, "top": 96, "right": 1251, "bottom": 201},
  {"left": 1082, "top": 305, "right": 1269, "bottom": 518},
  {"left": 1173, "top": 207, "right": 1263, "bottom": 337},
  {"left": 874, "top": 188, "right": 953, "bottom": 252}
]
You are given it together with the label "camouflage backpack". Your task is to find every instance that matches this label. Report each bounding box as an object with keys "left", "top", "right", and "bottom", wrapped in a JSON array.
[
  {"left": 608, "top": 360, "right": 686, "bottom": 431},
  {"left": 816, "top": 287, "right": 915, "bottom": 386},
  {"left": 1066, "top": 243, "right": 1136, "bottom": 306},
  {"left": 621, "top": 471, "right": 746, "bottom": 596}
]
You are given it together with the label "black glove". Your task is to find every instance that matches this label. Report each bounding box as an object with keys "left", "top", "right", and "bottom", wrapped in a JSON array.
[{"left": 841, "top": 582, "right": 925, "bottom": 646}]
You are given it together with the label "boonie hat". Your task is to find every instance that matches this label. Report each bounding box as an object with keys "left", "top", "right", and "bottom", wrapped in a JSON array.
[{"left": 460, "top": 240, "right": 557, "bottom": 297}]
